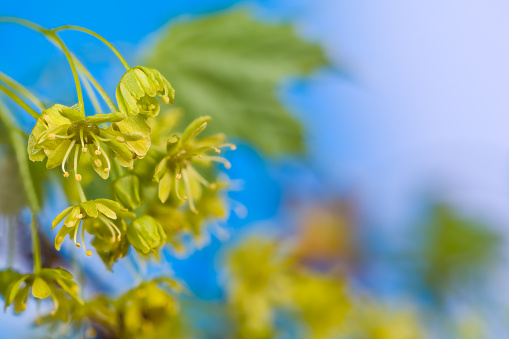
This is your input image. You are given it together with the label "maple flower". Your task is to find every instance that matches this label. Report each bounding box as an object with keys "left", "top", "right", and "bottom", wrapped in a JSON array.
[
  {"left": 28, "top": 104, "right": 145, "bottom": 179},
  {"left": 153, "top": 116, "right": 235, "bottom": 213},
  {"left": 116, "top": 66, "right": 174, "bottom": 117},
  {"left": 52, "top": 199, "right": 136, "bottom": 256}
]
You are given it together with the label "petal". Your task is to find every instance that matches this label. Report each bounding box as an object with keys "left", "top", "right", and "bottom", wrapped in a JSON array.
[
  {"left": 52, "top": 206, "right": 74, "bottom": 230},
  {"left": 64, "top": 206, "right": 81, "bottom": 228},
  {"left": 158, "top": 171, "right": 172, "bottom": 203},
  {"left": 85, "top": 111, "right": 125, "bottom": 125},
  {"left": 59, "top": 106, "right": 85, "bottom": 122},
  {"left": 80, "top": 200, "right": 98, "bottom": 218},
  {"left": 88, "top": 143, "right": 109, "bottom": 180},
  {"left": 32, "top": 277, "right": 51, "bottom": 299},
  {"left": 134, "top": 68, "right": 157, "bottom": 97},
  {"left": 46, "top": 138, "right": 73, "bottom": 169},
  {"left": 96, "top": 203, "right": 117, "bottom": 220},
  {"left": 181, "top": 116, "right": 211, "bottom": 143}
]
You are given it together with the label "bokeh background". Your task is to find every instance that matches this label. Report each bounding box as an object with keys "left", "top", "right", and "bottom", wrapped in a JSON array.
[{"left": 2, "top": 0, "right": 509, "bottom": 338}]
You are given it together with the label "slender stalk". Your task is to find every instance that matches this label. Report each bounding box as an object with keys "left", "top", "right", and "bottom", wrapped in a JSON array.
[
  {"left": 46, "top": 32, "right": 85, "bottom": 113},
  {"left": 0, "top": 83, "right": 40, "bottom": 120},
  {"left": 53, "top": 26, "right": 131, "bottom": 70},
  {"left": 31, "top": 215, "right": 41, "bottom": 272},
  {"left": 76, "top": 181, "right": 87, "bottom": 203},
  {"left": 74, "top": 57, "right": 118, "bottom": 111},
  {"left": 7, "top": 216, "right": 14, "bottom": 267},
  {"left": 0, "top": 17, "right": 85, "bottom": 114},
  {"left": 0, "top": 71, "right": 44, "bottom": 111},
  {"left": 81, "top": 73, "right": 102, "bottom": 113}
]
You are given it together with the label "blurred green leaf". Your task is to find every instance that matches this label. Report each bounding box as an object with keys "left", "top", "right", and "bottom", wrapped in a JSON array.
[
  {"left": 145, "top": 9, "right": 328, "bottom": 154},
  {"left": 421, "top": 204, "right": 501, "bottom": 295}
]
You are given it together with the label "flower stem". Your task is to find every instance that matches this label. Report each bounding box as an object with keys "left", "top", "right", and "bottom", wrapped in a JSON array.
[
  {"left": 31, "top": 215, "right": 41, "bottom": 272},
  {"left": 0, "top": 82, "right": 40, "bottom": 120},
  {"left": 7, "top": 216, "right": 14, "bottom": 267},
  {"left": 53, "top": 25, "right": 131, "bottom": 70},
  {"left": 76, "top": 181, "right": 87, "bottom": 203},
  {"left": 0, "top": 17, "right": 85, "bottom": 114},
  {"left": 0, "top": 71, "right": 44, "bottom": 111}
]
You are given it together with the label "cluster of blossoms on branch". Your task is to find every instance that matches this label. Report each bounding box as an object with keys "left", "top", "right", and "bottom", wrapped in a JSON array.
[{"left": 0, "top": 17, "right": 234, "bottom": 336}]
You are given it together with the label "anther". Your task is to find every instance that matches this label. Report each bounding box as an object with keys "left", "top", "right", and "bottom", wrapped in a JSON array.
[
  {"left": 75, "top": 174, "right": 82, "bottom": 182},
  {"left": 176, "top": 173, "right": 182, "bottom": 180},
  {"left": 199, "top": 155, "right": 204, "bottom": 158},
  {"left": 47, "top": 133, "right": 56, "bottom": 140},
  {"left": 86, "top": 250, "right": 93, "bottom": 256},
  {"left": 231, "top": 145, "right": 237, "bottom": 150},
  {"left": 104, "top": 168, "right": 110, "bottom": 173},
  {"left": 63, "top": 172, "right": 69, "bottom": 178},
  {"left": 162, "top": 95, "right": 170, "bottom": 104},
  {"left": 82, "top": 147, "right": 88, "bottom": 153},
  {"left": 214, "top": 148, "right": 221, "bottom": 153},
  {"left": 183, "top": 196, "right": 188, "bottom": 200},
  {"left": 76, "top": 243, "right": 81, "bottom": 248},
  {"left": 149, "top": 104, "right": 156, "bottom": 110},
  {"left": 94, "top": 159, "right": 102, "bottom": 167},
  {"left": 116, "top": 136, "right": 125, "bottom": 143},
  {"left": 77, "top": 214, "right": 83, "bottom": 219},
  {"left": 209, "top": 183, "right": 217, "bottom": 189},
  {"left": 95, "top": 150, "right": 101, "bottom": 156}
]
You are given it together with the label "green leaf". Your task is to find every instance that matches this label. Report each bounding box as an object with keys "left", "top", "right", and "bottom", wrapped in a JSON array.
[
  {"left": 145, "top": 9, "right": 328, "bottom": 154},
  {"left": 32, "top": 277, "right": 51, "bottom": 299}
]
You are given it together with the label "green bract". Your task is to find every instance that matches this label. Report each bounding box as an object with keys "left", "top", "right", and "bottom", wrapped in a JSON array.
[
  {"left": 52, "top": 199, "right": 136, "bottom": 255},
  {"left": 4, "top": 268, "right": 78, "bottom": 314},
  {"left": 27, "top": 104, "right": 144, "bottom": 179},
  {"left": 127, "top": 215, "right": 167, "bottom": 256},
  {"left": 116, "top": 66, "right": 174, "bottom": 117},
  {"left": 154, "top": 116, "right": 235, "bottom": 213}
]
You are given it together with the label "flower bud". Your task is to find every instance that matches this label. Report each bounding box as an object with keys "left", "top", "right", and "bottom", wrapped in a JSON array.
[
  {"left": 127, "top": 216, "right": 167, "bottom": 255},
  {"left": 111, "top": 174, "right": 143, "bottom": 210}
]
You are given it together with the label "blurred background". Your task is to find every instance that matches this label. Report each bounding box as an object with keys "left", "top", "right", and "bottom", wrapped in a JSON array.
[{"left": 2, "top": 0, "right": 509, "bottom": 338}]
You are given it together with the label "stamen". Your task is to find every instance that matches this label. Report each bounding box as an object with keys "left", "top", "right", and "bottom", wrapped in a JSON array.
[
  {"left": 94, "top": 159, "right": 102, "bottom": 167},
  {"left": 219, "top": 143, "right": 237, "bottom": 150},
  {"left": 47, "top": 133, "right": 56, "bottom": 140},
  {"left": 50, "top": 293, "right": 59, "bottom": 315},
  {"left": 148, "top": 104, "right": 156, "bottom": 110},
  {"left": 74, "top": 144, "right": 80, "bottom": 181},
  {"left": 199, "top": 155, "right": 203, "bottom": 158},
  {"left": 182, "top": 169, "right": 198, "bottom": 214},
  {"left": 176, "top": 173, "right": 182, "bottom": 180},
  {"left": 162, "top": 95, "right": 170, "bottom": 104},
  {"left": 82, "top": 147, "right": 88, "bottom": 153},
  {"left": 214, "top": 148, "right": 221, "bottom": 154},
  {"left": 73, "top": 223, "right": 81, "bottom": 247},
  {"left": 79, "top": 129, "right": 86, "bottom": 149},
  {"left": 81, "top": 223, "right": 92, "bottom": 256},
  {"left": 95, "top": 150, "right": 101, "bottom": 156},
  {"left": 100, "top": 216, "right": 121, "bottom": 242},
  {"left": 61, "top": 140, "right": 77, "bottom": 176},
  {"left": 200, "top": 156, "right": 231, "bottom": 169},
  {"left": 187, "top": 166, "right": 210, "bottom": 187},
  {"left": 115, "top": 136, "right": 125, "bottom": 143},
  {"left": 174, "top": 175, "right": 185, "bottom": 201}
]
